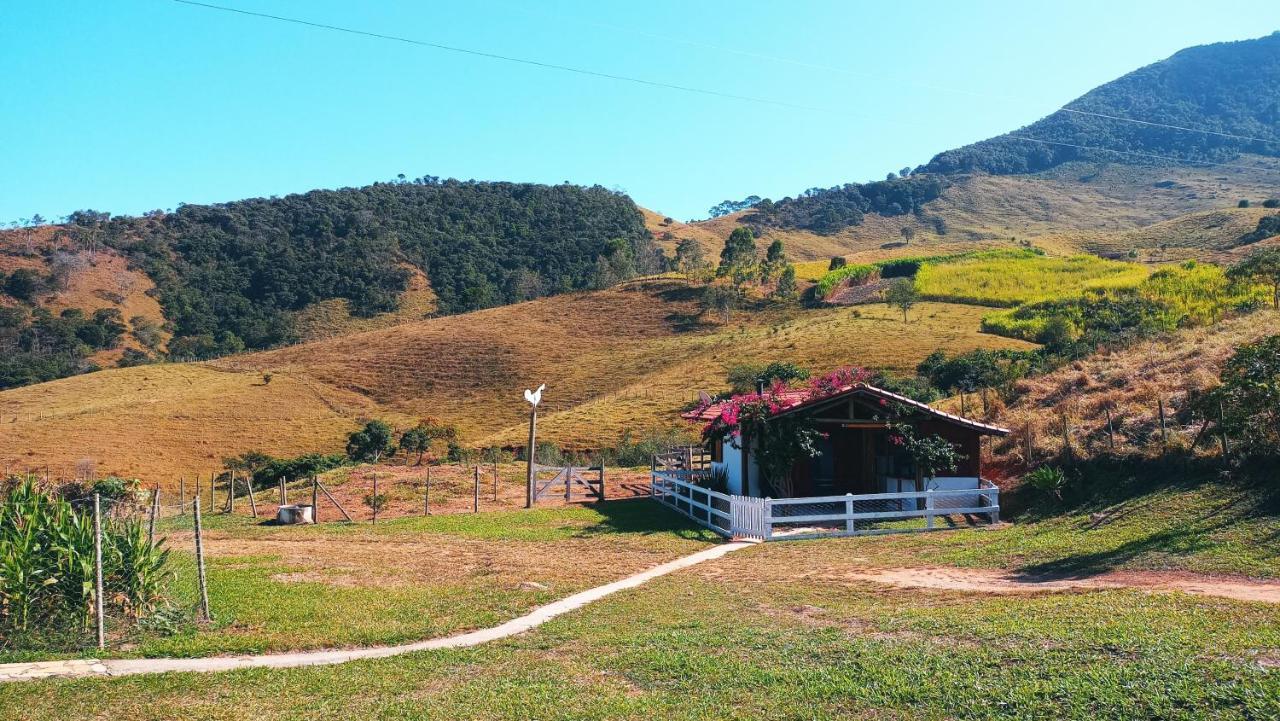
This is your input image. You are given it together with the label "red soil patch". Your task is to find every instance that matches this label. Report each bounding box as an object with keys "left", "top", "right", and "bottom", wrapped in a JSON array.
[{"left": 843, "top": 566, "right": 1280, "bottom": 604}]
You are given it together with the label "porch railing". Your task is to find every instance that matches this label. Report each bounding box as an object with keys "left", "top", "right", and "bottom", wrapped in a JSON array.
[{"left": 650, "top": 471, "right": 999, "bottom": 541}]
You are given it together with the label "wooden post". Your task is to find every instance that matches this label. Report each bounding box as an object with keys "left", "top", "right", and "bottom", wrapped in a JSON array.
[
  {"left": 424, "top": 465, "right": 431, "bottom": 516},
  {"left": 93, "top": 493, "right": 105, "bottom": 650},
  {"left": 148, "top": 487, "right": 159, "bottom": 547},
  {"left": 193, "top": 495, "right": 211, "bottom": 622},
  {"left": 960, "top": 391, "right": 968, "bottom": 418},
  {"left": 373, "top": 474, "right": 379, "bottom": 524},
  {"left": 1104, "top": 406, "right": 1116, "bottom": 451},
  {"left": 1157, "top": 398, "right": 1169, "bottom": 448},
  {"left": 1023, "top": 425, "right": 1035, "bottom": 467},
  {"left": 316, "top": 480, "right": 353, "bottom": 523},
  {"left": 492, "top": 459, "right": 499, "bottom": 503},
  {"left": 227, "top": 471, "right": 235, "bottom": 515},
  {"left": 194, "top": 475, "right": 201, "bottom": 513},
  {"left": 473, "top": 466, "right": 480, "bottom": 513},
  {"left": 247, "top": 476, "right": 258, "bottom": 518},
  {"left": 1218, "top": 401, "right": 1231, "bottom": 460},
  {"left": 310, "top": 477, "right": 318, "bottom": 523},
  {"left": 599, "top": 464, "right": 606, "bottom": 502},
  {"left": 1060, "top": 410, "right": 1073, "bottom": 463},
  {"left": 180, "top": 476, "right": 186, "bottom": 516},
  {"left": 525, "top": 406, "right": 537, "bottom": 509},
  {"left": 564, "top": 465, "right": 572, "bottom": 502}
]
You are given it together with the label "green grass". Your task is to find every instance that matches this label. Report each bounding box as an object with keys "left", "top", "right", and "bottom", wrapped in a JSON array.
[
  {"left": 2, "top": 558, "right": 1276, "bottom": 720},
  {"left": 0, "top": 503, "right": 717, "bottom": 662},
  {"left": 761, "top": 477, "right": 1280, "bottom": 579},
  {"left": 915, "top": 249, "right": 1149, "bottom": 307}
]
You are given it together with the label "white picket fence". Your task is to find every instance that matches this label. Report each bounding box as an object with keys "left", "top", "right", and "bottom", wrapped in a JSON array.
[{"left": 650, "top": 471, "right": 999, "bottom": 541}]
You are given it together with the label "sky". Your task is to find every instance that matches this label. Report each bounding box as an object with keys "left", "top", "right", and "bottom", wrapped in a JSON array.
[{"left": 1, "top": 1, "right": 1277, "bottom": 223}]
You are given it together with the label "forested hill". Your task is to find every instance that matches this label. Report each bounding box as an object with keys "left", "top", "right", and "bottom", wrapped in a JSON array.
[
  {"left": 923, "top": 31, "right": 1280, "bottom": 175},
  {"left": 95, "top": 178, "right": 656, "bottom": 356}
]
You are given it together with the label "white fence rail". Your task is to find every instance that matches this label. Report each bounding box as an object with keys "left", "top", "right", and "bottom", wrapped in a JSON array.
[{"left": 650, "top": 471, "right": 999, "bottom": 541}]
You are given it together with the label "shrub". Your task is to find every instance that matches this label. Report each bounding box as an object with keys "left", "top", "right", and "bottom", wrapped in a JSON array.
[
  {"left": 814, "top": 263, "right": 877, "bottom": 299},
  {"left": 1025, "top": 465, "right": 1068, "bottom": 499},
  {"left": 346, "top": 420, "right": 396, "bottom": 463},
  {"left": 828, "top": 256, "right": 847, "bottom": 271},
  {"left": 1264, "top": 199, "right": 1280, "bottom": 209}
]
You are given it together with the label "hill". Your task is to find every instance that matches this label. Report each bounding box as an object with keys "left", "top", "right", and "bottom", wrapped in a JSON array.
[
  {"left": 0, "top": 278, "right": 1035, "bottom": 483},
  {"left": 924, "top": 32, "right": 1280, "bottom": 175},
  {"left": 0, "top": 179, "right": 660, "bottom": 389}
]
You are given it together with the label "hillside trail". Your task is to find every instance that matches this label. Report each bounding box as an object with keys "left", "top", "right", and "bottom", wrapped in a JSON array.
[
  {"left": 842, "top": 566, "right": 1280, "bottom": 603},
  {"left": 0, "top": 541, "right": 754, "bottom": 683}
]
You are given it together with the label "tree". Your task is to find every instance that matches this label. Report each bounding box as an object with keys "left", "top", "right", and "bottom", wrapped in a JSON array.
[
  {"left": 399, "top": 418, "right": 458, "bottom": 465},
  {"left": 223, "top": 450, "right": 272, "bottom": 477},
  {"left": 884, "top": 278, "right": 919, "bottom": 322},
  {"left": 1199, "top": 334, "right": 1280, "bottom": 455},
  {"left": 347, "top": 420, "right": 396, "bottom": 463},
  {"left": 3, "top": 268, "right": 43, "bottom": 302},
  {"left": 1265, "top": 199, "right": 1280, "bottom": 208},
  {"left": 1228, "top": 247, "right": 1280, "bottom": 308},
  {"left": 718, "top": 227, "right": 757, "bottom": 274},
  {"left": 900, "top": 226, "right": 916, "bottom": 245},
  {"left": 1239, "top": 199, "right": 1252, "bottom": 208},
  {"left": 772, "top": 264, "right": 798, "bottom": 301},
  {"left": 726, "top": 361, "right": 810, "bottom": 394},
  {"left": 761, "top": 239, "right": 786, "bottom": 282},
  {"left": 674, "top": 237, "right": 705, "bottom": 272},
  {"left": 700, "top": 284, "right": 741, "bottom": 321},
  {"left": 828, "top": 256, "right": 847, "bottom": 271}
]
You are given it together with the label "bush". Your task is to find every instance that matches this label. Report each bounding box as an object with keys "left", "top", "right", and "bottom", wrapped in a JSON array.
[
  {"left": 1264, "top": 199, "right": 1280, "bottom": 209},
  {"left": 1025, "top": 465, "right": 1068, "bottom": 499}
]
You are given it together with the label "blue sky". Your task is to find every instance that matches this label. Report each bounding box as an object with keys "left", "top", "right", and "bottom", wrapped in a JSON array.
[{"left": 1, "top": 1, "right": 1276, "bottom": 223}]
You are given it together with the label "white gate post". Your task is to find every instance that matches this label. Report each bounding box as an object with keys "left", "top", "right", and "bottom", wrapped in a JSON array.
[
  {"left": 925, "top": 491, "right": 934, "bottom": 529},
  {"left": 844, "top": 493, "right": 855, "bottom": 535},
  {"left": 763, "top": 497, "right": 773, "bottom": 540}
]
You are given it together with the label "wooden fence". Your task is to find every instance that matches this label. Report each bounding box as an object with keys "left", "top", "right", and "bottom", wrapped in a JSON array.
[{"left": 650, "top": 471, "right": 999, "bottom": 541}]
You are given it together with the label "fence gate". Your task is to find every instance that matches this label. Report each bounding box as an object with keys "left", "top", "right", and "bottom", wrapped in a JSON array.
[
  {"left": 532, "top": 463, "right": 605, "bottom": 503},
  {"left": 729, "top": 495, "right": 769, "bottom": 540}
]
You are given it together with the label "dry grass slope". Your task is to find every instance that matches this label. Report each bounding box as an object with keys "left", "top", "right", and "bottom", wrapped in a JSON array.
[{"left": 0, "top": 279, "right": 1034, "bottom": 485}]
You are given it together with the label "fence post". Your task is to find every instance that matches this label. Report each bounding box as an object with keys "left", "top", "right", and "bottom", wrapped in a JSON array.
[
  {"left": 93, "top": 493, "right": 105, "bottom": 650},
  {"left": 844, "top": 493, "right": 855, "bottom": 535},
  {"left": 247, "top": 476, "right": 258, "bottom": 519},
  {"left": 599, "top": 464, "right": 606, "bottom": 502},
  {"left": 492, "top": 460, "right": 499, "bottom": 503},
  {"left": 425, "top": 465, "right": 431, "bottom": 516},
  {"left": 148, "top": 487, "right": 159, "bottom": 547},
  {"left": 373, "top": 474, "right": 379, "bottom": 524},
  {"left": 1104, "top": 405, "right": 1116, "bottom": 451},
  {"left": 1218, "top": 401, "right": 1231, "bottom": 461},
  {"left": 564, "top": 465, "right": 572, "bottom": 502},
  {"left": 193, "top": 495, "right": 211, "bottom": 622},
  {"left": 1157, "top": 398, "right": 1169, "bottom": 449},
  {"left": 763, "top": 497, "right": 773, "bottom": 541},
  {"left": 473, "top": 466, "right": 480, "bottom": 513},
  {"left": 925, "top": 491, "right": 934, "bottom": 529},
  {"left": 227, "top": 471, "right": 235, "bottom": 515},
  {"left": 180, "top": 477, "right": 186, "bottom": 516},
  {"left": 310, "top": 477, "right": 317, "bottom": 523}
]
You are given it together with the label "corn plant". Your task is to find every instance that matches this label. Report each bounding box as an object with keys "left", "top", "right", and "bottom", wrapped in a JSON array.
[{"left": 0, "top": 477, "right": 171, "bottom": 646}]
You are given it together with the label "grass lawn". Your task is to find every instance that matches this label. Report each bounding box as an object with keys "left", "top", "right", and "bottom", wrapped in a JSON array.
[
  {"left": 0, "top": 502, "right": 717, "bottom": 663},
  {"left": 773, "top": 477, "right": 1280, "bottom": 580},
  {"left": 2, "top": 544, "right": 1277, "bottom": 720}
]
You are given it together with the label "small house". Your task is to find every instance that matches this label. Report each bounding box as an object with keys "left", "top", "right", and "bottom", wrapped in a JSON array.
[{"left": 683, "top": 382, "right": 1008, "bottom": 499}]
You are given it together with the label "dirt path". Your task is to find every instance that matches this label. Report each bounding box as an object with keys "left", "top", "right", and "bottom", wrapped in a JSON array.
[
  {"left": 0, "top": 541, "right": 754, "bottom": 683},
  {"left": 844, "top": 567, "right": 1280, "bottom": 604}
]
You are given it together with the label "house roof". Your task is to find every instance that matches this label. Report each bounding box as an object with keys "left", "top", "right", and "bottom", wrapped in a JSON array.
[{"left": 683, "top": 382, "right": 1010, "bottom": 436}]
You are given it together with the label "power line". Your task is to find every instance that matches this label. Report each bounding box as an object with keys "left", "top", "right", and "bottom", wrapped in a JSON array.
[
  {"left": 1005, "top": 134, "right": 1276, "bottom": 172},
  {"left": 166, "top": 0, "right": 826, "bottom": 113},
  {"left": 166, "top": 0, "right": 1280, "bottom": 175},
  {"left": 489, "top": 0, "right": 1280, "bottom": 146}
]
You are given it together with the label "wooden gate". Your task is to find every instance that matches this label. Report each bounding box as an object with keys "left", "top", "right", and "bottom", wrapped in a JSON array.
[{"left": 532, "top": 463, "right": 605, "bottom": 503}]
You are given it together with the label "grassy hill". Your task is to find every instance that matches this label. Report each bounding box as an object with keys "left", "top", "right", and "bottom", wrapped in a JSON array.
[
  {"left": 0, "top": 278, "right": 1034, "bottom": 484},
  {"left": 924, "top": 32, "right": 1280, "bottom": 175}
]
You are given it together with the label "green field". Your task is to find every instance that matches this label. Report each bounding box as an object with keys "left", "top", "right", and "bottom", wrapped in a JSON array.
[
  {"left": 915, "top": 250, "right": 1149, "bottom": 307},
  {"left": 3, "top": 471, "right": 1279, "bottom": 720}
]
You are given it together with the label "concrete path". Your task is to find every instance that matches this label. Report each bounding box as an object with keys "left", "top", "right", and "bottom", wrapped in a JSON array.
[{"left": 0, "top": 541, "right": 754, "bottom": 683}]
